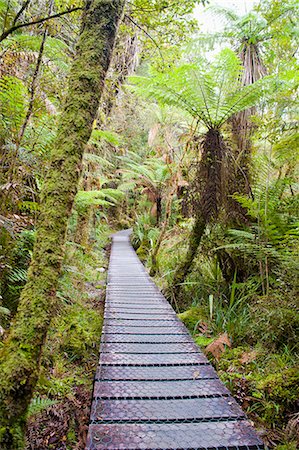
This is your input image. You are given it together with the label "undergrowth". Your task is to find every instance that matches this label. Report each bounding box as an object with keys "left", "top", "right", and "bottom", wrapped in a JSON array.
[
  {"left": 0, "top": 222, "right": 111, "bottom": 449},
  {"left": 135, "top": 220, "right": 299, "bottom": 449},
  {"left": 24, "top": 223, "right": 112, "bottom": 449}
]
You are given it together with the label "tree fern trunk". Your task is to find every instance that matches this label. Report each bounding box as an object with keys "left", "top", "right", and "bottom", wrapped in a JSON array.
[
  {"left": 171, "top": 214, "right": 206, "bottom": 304},
  {"left": 0, "top": 0, "right": 125, "bottom": 447}
]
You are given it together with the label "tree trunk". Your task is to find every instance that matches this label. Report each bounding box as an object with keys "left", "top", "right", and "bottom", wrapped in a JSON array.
[
  {"left": 156, "top": 196, "right": 162, "bottom": 225},
  {"left": 0, "top": 0, "right": 125, "bottom": 447},
  {"left": 228, "top": 43, "right": 266, "bottom": 224},
  {"left": 150, "top": 189, "right": 175, "bottom": 276},
  {"left": 171, "top": 214, "right": 206, "bottom": 303},
  {"left": 228, "top": 110, "right": 254, "bottom": 224}
]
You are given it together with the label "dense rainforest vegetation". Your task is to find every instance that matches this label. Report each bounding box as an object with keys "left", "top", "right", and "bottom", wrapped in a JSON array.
[{"left": 0, "top": 0, "right": 298, "bottom": 448}]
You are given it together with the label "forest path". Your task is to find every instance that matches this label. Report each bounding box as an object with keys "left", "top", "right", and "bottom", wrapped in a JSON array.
[{"left": 86, "top": 230, "right": 264, "bottom": 449}]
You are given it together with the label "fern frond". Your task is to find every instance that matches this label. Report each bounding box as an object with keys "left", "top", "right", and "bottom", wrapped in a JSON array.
[
  {"left": 8, "top": 268, "right": 28, "bottom": 284},
  {"left": 89, "top": 129, "right": 121, "bottom": 146},
  {"left": 129, "top": 49, "right": 272, "bottom": 130},
  {"left": 83, "top": 153, "right": 114, "bottom": 168},
  {"left": 0, "top": 76, "right": 28, "bottom": 138},
  {"left": 75, "top": 188, "right": 124, "bottom": 213},
  {"left": 27, "top": 397, "right": 57, "bottom": 418}
]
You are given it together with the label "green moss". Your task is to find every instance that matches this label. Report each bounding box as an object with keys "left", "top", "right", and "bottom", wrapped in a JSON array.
[
  {"left": 136, "top": 244, "right": 148, "bottom": 261},
  {"left": 66, "top": 424, "right": 76, "bottom": 446},
  {"left": 256, "top": 368, "right": 299, "bottom": 409},
  {"left": 276, "top": 444, "right": 297, "bottom": 450},
  {"left": 194, "top": 335, "right": 214, "bottom": 347},
  {"left": 217, "top": 345, "right": 299, "bottom": 430},
  {"left": 178, "top": 306, "right": 206, "bottom": 333},
  {"left": 247, "top": 296, "right": 299, "bottom": 351},
  {"left": 56, "top": 304, "right": 102, "bottom": 363}
]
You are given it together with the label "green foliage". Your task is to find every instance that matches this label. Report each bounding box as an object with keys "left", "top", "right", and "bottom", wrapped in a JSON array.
[
  {"left": 0, "top": 230, "right": 35, "bottom": 313},
  {"left": 74, "top": 188, "right": 124, "bottom": 214},
  {"left": 178, "top": 306, "right": 206, "bottom": 332},
  {"left": 255, "top": 368, "right": 299, "bottom": 422},
  {"left": 120, "top": 151, "right": 172, "bottom": 193},
  {"left": 246, "top": 296, "right": 299, "bottom": 351},
  {"left": 0, "top": 76, "right": 28, "bottom": 142},
  {"left": 89, "top": 129, "right": 121, "bottom": 147},
  {"left": 217, "top": 345, "right": 299, "bottom": 431},
  {"left": 54, "top": 302, "right": 102, "bottom": 363},
  {"left": 130, "top": 49, "right": 273, "bottom": 129},
  {"left": 27, "top": 397, "right": 57, "bottom": 418},
  {"left": 131, "top": 212, "right": 159, "bottom": 257},
  {"left": 7, "top": 268, "right": 27, "bottom": 284}
]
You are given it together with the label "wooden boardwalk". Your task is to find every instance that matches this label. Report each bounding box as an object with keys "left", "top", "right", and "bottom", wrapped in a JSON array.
[{"left": 86, "top": 230, "right": 264, "bottom": 449}]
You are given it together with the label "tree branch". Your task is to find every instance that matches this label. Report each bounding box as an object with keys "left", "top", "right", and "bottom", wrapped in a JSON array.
[
  {"left": 0, "top": 6, "right": 83, "bottom": 43},
  {"left": 12, "top": 0, "right": 32, "bottom": 26},
  {"left": 125, "top": 14, "right": 164, "bottom": 62}
]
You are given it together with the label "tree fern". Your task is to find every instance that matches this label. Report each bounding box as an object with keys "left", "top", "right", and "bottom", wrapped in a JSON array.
[
  {"left": 75, "top": 188, "right": 123, "bottom": 213},
  {"left": 129, "top": 49, "right": 272, "bottom": 130}
]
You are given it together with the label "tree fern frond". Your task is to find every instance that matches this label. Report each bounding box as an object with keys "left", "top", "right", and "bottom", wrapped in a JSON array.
[
  {"left": 129, "top": 49, "right": 272, "bottom": 130},
  {"left": 75, "top": 189, "right": 123, "bottom": 213},
  {"left": 206, "top": 4, "right": 239, "bottom": 24}
]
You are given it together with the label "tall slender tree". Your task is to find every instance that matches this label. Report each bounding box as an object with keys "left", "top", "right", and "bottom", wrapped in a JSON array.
[{"left": 0, "top": 0, "right": 125, "bottom": 447}]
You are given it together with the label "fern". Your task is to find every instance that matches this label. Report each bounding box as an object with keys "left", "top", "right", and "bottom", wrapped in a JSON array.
[
  {"left": 129, "top": 48, "right": 274, "bottom": 130},
  {"left": 0, "top": 76, "right": 28, "bottom": 141},
  {"left": 75, "top": 188, "right": 124, "bottom": 213},
  {"left": 89, "top": 129, "right": 121, "bottom": 146},
  {"left": 1, "top": 34, "right": 70, "bottom": 72},
  {"left": 8, "top": 268, "right": 28, "bottom": 284},
  {"left": 83, "top": 153, "right": 114, "bottom": 168},
  {"left": 26, "top": 397, "right": 57, "bottom": 418}
]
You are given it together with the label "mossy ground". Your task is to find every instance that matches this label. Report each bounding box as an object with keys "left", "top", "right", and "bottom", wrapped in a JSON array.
[{"left": 179, "top": 306, "right": 299, "bottom": 448}]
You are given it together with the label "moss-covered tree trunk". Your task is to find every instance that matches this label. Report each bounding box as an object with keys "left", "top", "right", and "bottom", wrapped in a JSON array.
[
  {"left": 0, "top": 0, "right": 125, "bottom": 447},
  {"left": 150, "top": 189, "right": 176, "bottom": 277},
  {"left": 171, "top": 214, "right": 206, "bottom": 303}
]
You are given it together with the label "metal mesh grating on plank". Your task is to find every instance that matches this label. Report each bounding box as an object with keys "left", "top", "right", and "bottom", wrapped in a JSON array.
[{"left": 86, "top": 229, "right": 265, "bottom": 450}]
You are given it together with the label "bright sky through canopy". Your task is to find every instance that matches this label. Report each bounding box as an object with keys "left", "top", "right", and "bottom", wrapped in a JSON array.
[{"left": 194, "top": 0, "right": 257, "bottom": 32}]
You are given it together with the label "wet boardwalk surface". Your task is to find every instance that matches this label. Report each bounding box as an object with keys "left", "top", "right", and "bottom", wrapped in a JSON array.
[{"left": 86, "top": 230, "right": 264, "bottom": 449}]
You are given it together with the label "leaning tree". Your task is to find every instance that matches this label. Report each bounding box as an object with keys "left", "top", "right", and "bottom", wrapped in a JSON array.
[
  {"left": 0, "top": 0, "right": 125, "bottom": 448},
  {"left": 130, "top": 48, "right": 273, "bottom": 300}
]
